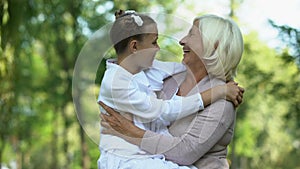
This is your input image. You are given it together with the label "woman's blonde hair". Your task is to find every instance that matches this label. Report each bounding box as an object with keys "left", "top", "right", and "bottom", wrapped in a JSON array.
[{"left": 195, "top": 14, "right": 244, "bottom": 81}]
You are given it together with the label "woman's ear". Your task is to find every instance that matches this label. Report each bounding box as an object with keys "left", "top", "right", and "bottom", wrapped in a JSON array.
[
  {"left": 214, "top": 41, "right": 219, "bottom": 50},
  {"left": 210, "top": 40, "right": 219, "bottom": 56},
  {"left": 129, "top": 40, "right": 138, "bottom": 53}
]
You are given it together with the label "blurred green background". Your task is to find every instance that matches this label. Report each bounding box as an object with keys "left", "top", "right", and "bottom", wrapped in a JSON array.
[{"left": 1, "top": 0, "right": 300, "bottom": 169}]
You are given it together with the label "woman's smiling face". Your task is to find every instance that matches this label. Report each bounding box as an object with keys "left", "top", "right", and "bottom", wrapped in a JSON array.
[{"left": 179, "top": 20, "right": 204, "bottom": 67}]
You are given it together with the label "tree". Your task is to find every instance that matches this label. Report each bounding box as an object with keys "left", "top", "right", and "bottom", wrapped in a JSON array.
[
  {"left": 268, "top": 20, "right": 300, "bottom": 168},
  {"left": 3, "top": 0, "right": 299, "bottom": 168},
  {"left": 1, "top": 0, "right": 181, "bottom": 168},
  {"left": 230, "top": 30, "right": 299, "bottom": 169}
]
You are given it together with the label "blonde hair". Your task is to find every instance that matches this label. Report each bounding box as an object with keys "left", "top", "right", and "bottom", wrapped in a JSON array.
[{"left": 194, "top": 14, "right": 244, "bottom": 81}]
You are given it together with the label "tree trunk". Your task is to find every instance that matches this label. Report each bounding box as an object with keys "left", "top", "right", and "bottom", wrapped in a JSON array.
[
  {"left": 74, "top": 83, "right": 90, "bottom": 169},
  {"left": 16, "top": 143, "right": 22, "bottom": 169},
  {"left": 0, "top": 139, "right": 4, "bottom": 169},
  {"left": 230, "top": 139, "right": 237, "bottom": 169},
  {"left": 80, "top": 126, "right": 90, "bottom": 169},
  {"left": 62, "top": 107, "right": 71, "bottom": 169},
  {"left": 50, "top": 112, "right": 58, "bottom": 169}
]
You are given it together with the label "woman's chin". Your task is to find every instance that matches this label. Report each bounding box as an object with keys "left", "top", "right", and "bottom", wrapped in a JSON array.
[{"left": 181, "top": 59, "right": 187, "bottom": 65}]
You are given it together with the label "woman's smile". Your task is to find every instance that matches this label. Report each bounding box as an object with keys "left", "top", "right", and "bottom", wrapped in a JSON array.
[{"left": 182, "top": 47, "right": 191, "bottom": 56}]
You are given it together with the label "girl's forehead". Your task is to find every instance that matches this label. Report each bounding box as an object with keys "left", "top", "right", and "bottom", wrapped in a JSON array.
[
  {"left": 145, "top": 33, "right": 158, "bottom": 40},
  {"left": 143, "top": 24, "right": 158, "bottom": 34}
]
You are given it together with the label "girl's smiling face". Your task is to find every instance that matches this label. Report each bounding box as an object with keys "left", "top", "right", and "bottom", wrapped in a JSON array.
[{"left": 134, "top": 24, "right": 160, "bottom": 70}]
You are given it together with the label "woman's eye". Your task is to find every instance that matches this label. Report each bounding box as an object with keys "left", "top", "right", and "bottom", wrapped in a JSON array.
[{"left": 188, "top": 30, "right": 193, "bottom": 36}]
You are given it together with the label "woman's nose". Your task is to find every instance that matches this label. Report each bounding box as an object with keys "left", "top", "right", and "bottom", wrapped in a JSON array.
[{"left": 179, "top": 36, "right": 187, "bottom": 46}]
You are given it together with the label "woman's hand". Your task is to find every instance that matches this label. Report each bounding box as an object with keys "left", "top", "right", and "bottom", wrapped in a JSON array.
[
  {"left": 225, "top": 81, "right": 244, "bottom": 107},
  {"left": 98, "top": 101, "right": 145, "bottom": 146}
]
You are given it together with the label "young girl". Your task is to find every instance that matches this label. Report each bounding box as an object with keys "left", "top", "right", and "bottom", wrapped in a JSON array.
[{"left": 98, "top": 10, "right": 243, "bottom": 169}]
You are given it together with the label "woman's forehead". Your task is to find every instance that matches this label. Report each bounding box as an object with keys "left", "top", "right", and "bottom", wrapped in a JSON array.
[
  {"left": 190, "top": 20, "right": 200, "bottom": 32},
  {"left": 193, "top": 19, "right": 200, "bottom": 25}
]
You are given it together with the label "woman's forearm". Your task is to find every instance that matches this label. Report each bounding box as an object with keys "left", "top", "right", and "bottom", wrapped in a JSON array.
[
  {"left": 140, "top": 101, "right": 235, "bottom": 165},
  {"left": 99, "top": 101, "right": 146, "bottom": 146},
  {"left": 100, "top": 114, "right": 145, "bottom": 146},
  {"left": 121, "top": 126, "right": 145, "bottom": 146},
  {"left": 113, "top": 119, "right": 146, "bottom": 146}
]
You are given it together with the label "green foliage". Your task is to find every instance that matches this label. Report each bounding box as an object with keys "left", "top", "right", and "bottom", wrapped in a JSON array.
[
  {"left": 269, "top": 20, "right": 300, "bottom": 131},
  {"left": 0, "top": 0, "right": 182, "bottom": 168},
  {"left": 1, "top": 0, "right": 300, "bottom": 168},
  {"left": 269, "top": 20, "right": 300, "bottom": 67},
  {"left": 231, "top": 31, "right": 300, "bottom": 168}
]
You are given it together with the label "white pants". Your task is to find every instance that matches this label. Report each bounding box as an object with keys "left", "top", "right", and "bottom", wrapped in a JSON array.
[{"left": 98, "top": 150, "right": 197, "bottom": 169}]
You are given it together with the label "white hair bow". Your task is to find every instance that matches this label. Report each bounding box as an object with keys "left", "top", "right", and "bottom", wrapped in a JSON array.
[
  {"left": 131, "top": 15, "right": 143, "bottom": 26},
  {"left": 125, "top": 10, "right": 143, "bottom": 26}
]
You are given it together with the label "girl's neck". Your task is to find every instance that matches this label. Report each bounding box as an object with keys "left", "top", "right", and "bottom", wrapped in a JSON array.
[{"left": 117, "top": 54, "right": 140, "bottom": 74}]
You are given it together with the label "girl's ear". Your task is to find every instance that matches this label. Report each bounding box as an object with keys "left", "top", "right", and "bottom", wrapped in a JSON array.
[{"left": 128, "top": 40, "right": 138, "bottom": 53}]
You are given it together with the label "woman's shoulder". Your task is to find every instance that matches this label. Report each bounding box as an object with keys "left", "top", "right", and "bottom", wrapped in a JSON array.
[
  {"left": 203, "top": 99, "right": 235, "bottom": 127},
  {"left": 164, "top": 71, "right": 186, "bottom": 85},
  {"left": 158, "top": 72, "right": 186, "bottom": 100}
]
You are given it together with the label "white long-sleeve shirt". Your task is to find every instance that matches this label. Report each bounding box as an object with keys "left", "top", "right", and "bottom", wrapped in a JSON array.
[{"left": 98, "top": 59, "right": 204, "bottom": 157}]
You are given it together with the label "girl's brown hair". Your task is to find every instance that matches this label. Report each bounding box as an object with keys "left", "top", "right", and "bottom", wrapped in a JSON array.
[{"left": 110, "top": 10, "right": 156, "bottom": 54}]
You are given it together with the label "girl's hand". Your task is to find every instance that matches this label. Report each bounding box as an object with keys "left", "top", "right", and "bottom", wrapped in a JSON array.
[{"left": 225, "top": 81, "right": 244, "bottom": 107}]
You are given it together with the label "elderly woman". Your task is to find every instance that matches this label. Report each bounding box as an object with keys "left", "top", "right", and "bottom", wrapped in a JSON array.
[{"left": 100, "top": 14, "right": 244, "bottom": 169}]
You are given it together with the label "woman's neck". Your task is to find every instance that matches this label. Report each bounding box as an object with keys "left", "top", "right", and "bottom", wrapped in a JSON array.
[
  {"left": 178, "top": 64, "right": 208, "bottom": 96},
  {"left": 117, "top": 54, "right": 140, "bottom": 74},
  {"left": 186, "top": 64, "right": 208, "bottom": 83}
]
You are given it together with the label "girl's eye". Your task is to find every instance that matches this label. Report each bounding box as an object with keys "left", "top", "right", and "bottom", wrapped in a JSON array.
[{"left": 152, "top": 41, "right": 157, "bottom": 45}]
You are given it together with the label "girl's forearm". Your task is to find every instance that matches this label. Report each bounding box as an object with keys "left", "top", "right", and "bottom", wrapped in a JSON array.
[{"left": 200, "top": 85, "right": 224, "bottom": 107}]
